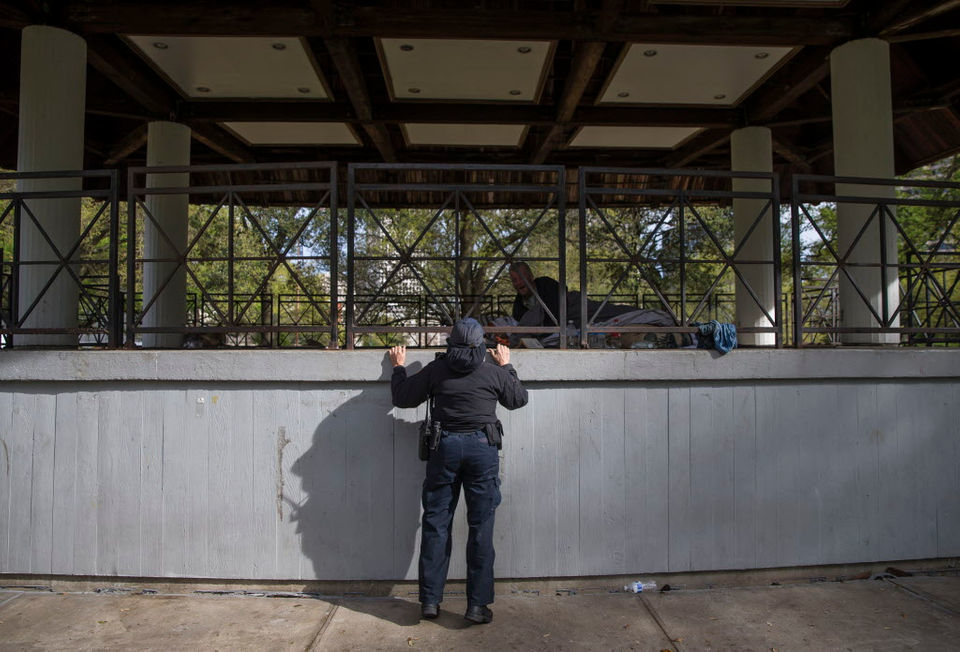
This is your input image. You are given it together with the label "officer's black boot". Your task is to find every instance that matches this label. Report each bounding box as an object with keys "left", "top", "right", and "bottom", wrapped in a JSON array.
[{"left": 464, "top": 604, "right": 493, "bottom": 624}]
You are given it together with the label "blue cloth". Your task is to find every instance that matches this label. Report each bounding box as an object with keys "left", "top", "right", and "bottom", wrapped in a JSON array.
[
  {"left": 694, "top": 320, "right": 738, "bottom": 354},
  {"left": 419, "top": 430, "right": 500, "bottom": 607}
]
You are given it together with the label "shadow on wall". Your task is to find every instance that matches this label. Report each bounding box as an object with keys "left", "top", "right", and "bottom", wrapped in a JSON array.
[{"left": 288, "top": 356, "right": 429, "bottom": 624}]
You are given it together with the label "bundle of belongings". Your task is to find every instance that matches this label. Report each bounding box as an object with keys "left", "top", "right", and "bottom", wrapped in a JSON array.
[
  {"left": 490, "top": 308, "right": 737, "bottom": 353},
  {"left": 489, "top": 306, "right": 696, "bottom": 349},
  {"left": 490, "top": 285, "right": 698, "bottom": 349},
  {"left": 489, "top": 276, "right": 737, "bottom": 353}
]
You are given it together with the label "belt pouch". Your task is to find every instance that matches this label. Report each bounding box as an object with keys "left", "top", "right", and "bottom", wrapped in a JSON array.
[{"left": 484, "top": 421, "right": 503, "bottom": 449}]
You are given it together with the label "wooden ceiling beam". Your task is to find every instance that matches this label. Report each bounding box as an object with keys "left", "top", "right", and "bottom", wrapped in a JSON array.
[
  {"left": 187, "top": 123, "right": 255, "bottom": 164},
  {"left": 0, "top": 2, "right": 34, "bottom": 29},
  {"left": 664, "top": 128, "right": 731, "bottom": 168},
  {"left": 183, "top": 101, "right": 355, "bottom": 123},
  {"left": 772, "top": 138, "right": 812, "bottom": 173},
  {"left": 25, "top": 2, "right": 856, "bottom": 45},
  {"left": 85, "top": 34, "right": 255, "bottom": 164},
  {"left": 885, "top": 27, "right": 960, "bottom": 43},
  {"left": 181, "top": 99, "right": 737, "bottom": 128},
  {"left": 744, "top": 46, "right": 832, "bottom": 123},
  {"left": 104, "top": 123, "right": 148, "bottom": 165},
  {"left": 85, "top": 34, "right": 177, "bottom": 119},
  {"left": 672, "top": 45, "right": 834, "bottom": 170},
  {"left": 62, "top": 1, "right": 321, "bottom": 36},
  {"left": 865, "top": 0, "right": 920, "bottom": 33},
  {"left": 531, "top": 41, "right": 608, "bottom": 164},
  {"left": 531, "top": 0, "right": 624, "bottom": 163},
  {"left": 878, "top": 0, "right": 960, "bottom": 35},
  {"left": 317, "top": 37, "right": 397, "bottom": 163},
  {"left": 339, "top": 10, "right": 854, "bottom": 45}
]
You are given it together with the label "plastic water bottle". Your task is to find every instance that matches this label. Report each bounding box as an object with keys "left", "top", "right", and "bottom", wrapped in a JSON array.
[
  {"left": 566, "top": 320, "right": 579, "bottom": 348},
  {"left": 624, "top": 580, "right": 657, "bottom": 593}
]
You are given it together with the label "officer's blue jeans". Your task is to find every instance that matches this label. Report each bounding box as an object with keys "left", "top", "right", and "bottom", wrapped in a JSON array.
[{"left": 419, "top": 430, "right": 501, "bottom": 607}]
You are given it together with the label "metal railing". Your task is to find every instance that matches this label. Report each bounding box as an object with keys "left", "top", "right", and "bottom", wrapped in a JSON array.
[
  {"left": 126, "top": 162, "right": 337, "bottom": 347},
  {"left": 346, "top": 163, "right": 568, "bottom": 348},
  {"left": 791, "top": 174, "right": 960, "bottom": 346},
  {"left": 3, "top": 163, "right": 959, "bottom": 349},
  {"left": 0, "top": 169, "right": 120, "bottom": 347},
  {"left": 579, "top": 167, "right": 783, "bottom": 347}
]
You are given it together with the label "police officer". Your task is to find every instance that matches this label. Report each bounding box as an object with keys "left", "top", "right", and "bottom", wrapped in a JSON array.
[{"left": 389, "top": 318, "right": 528, "bottom": 624}]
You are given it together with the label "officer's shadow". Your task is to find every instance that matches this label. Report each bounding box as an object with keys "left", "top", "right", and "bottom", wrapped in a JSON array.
[{"left": 288, "top": 355, "right": 471, "bottom": 629}]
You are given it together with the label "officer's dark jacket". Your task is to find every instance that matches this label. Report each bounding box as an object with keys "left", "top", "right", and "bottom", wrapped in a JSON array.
[{"left": 391, "top": 358, "right": 528, "bottom": 431}]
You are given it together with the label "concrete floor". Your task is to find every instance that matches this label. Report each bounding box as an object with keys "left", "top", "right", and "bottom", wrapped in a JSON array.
[{"left": 1, "top": 576, "right": 959, "bottom": 651}]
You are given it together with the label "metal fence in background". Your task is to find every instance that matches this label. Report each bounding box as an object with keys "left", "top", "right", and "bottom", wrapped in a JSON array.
[
  {"left": 3, "top": 164, "right": 959, "bottom": 349},
  {"left": 579, "top": 167, "right": 783, "bottom": 348},
  {"left": 125, "top": 162, "right": 338, "bottom": 348},
  {"left": 791, "top": 174, "right": 960, "bottom": 346},
  {"left": 346, "top": 163, "right": 568, "bottom": 348},
  {"left": 0, "top": 169, "right": 119, "bottom": 347}
]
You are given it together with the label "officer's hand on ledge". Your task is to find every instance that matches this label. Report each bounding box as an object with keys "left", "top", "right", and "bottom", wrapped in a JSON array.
[
  {"left": 489, "top": 343, "right": 510, "bottom": 366},
  {"left": 389, "top": 345, "right": 406, "bottom": 367}
]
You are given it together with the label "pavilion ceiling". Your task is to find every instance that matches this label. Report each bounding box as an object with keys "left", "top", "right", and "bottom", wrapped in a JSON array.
[{"left": 0, "top": 0, "right": 958, "bottom": 191}]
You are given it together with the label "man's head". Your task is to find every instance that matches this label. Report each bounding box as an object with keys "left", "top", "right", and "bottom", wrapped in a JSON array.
[{"left": 508, "top": 261, "right": 534, "bottom": 297}]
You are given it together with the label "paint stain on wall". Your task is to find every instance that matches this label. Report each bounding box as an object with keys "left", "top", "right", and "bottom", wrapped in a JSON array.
[
  {"left": 276, "top": 426, "right": 292, "bottom": 521},
  {"left": 0, "top": 438, "right": 8, "bottom": 477}
]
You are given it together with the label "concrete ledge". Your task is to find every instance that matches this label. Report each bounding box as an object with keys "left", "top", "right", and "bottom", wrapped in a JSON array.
[{"left": 2, "top": 348, "right": 959, "bottom": 383}]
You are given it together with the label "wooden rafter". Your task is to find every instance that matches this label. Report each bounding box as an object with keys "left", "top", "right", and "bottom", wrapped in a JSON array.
[
  {"left": 529, "top": 0, "right": 624, "bottom": 164},
  {"left": 180, "top": 100, "right": 737, "bottom": 129},
  {"left": 317, "top": 37, "right": 397, "bottom": 163},
  {"left": 878, "top": 0, "right": 960, "bottom": 35},
  {"left": 530, "top": 42, "right": 609, "bottom": 164},
  {"left": 0, "top": 2, "right": 858, "bottom": 45},
  {"left": 104, "top": 124, "right": 148, "bottom": 165},
  {"left": 745, "top": 47, "right": 832, "bottom": 124},
  {"left": 886, "top": 28, "right": 960, "bottom": 43},
  {"left": 85, "top": 34, "right": 176, "bottom": 119},
  {"left": 664, "top": 129, "right": 731, "bottom": 168},
  {"left": 665, "top": 45, "right": 836, "bottom": 171},
  {"left": 188, "top": 123, "right": 255, "bottom": 164},
  {"left": 772, "top": 138, "right": 812, "bottom": 173},
  {"left": 0, "top": 0, "right": 957, "bottom": 176},
  {"left": 85, "top": 34, "right": 255, "bottom": 164}
]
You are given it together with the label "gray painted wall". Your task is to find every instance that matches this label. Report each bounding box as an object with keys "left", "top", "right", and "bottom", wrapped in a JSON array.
[{"left": 1, "top": 350, "right": 958, "bottom": 580}]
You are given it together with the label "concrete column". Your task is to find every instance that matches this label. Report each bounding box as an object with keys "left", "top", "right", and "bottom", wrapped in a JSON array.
[
  {"left": 731, "top": 126, "right": 776, "bottom": 346},
  {"left": 16, "top": 25, "right": 86, "bottom": 346},
  {"left": 830, "top": 38, "right": 899, "bottom": 345},
  {"left": 142, "top": 121, "right": 191, "bottom": 348}
]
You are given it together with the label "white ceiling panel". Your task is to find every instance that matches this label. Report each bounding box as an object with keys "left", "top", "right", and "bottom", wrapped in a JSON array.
[
  {"left": 380, "top": 38, "right": 552, "bottom": 101},
  {"left": 224, "top": 122, "right": 359, "bottom": 146},
  {"left": 404, "top": 124, "right": 526, "bottom": 147},
  {"left": 569, "top": 126, "right": 701, "bottom": 149},
  {"left": 126, "top": 36, "right": 328, "bottom": 99},
  {"left": 600, "top": 43, "right": 793, "bottom": 106}
]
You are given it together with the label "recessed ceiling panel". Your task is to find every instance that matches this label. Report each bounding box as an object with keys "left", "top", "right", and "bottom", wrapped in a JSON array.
[
  {"left": 600, "top": 43, "right": 793, "bottom": 106},
  {"left": 380, "top": 38, "right": 552, "bottom": 101},
  {"left": 569, "top": 126, "right": 701, "bottom": 149},
  {"left": 224, "top": 122, "right": 359, "bottom": 146},
  {"left": 126, "top": 36, "right": 328, "bottom": 99},
  {"left": 404, "top": 124, "right": 526, "bottom": 147}
]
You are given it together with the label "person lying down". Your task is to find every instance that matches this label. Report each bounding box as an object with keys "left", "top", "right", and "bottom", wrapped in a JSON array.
[{"left": 489, "top": 303, "right": 694, "bottom": 349}]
